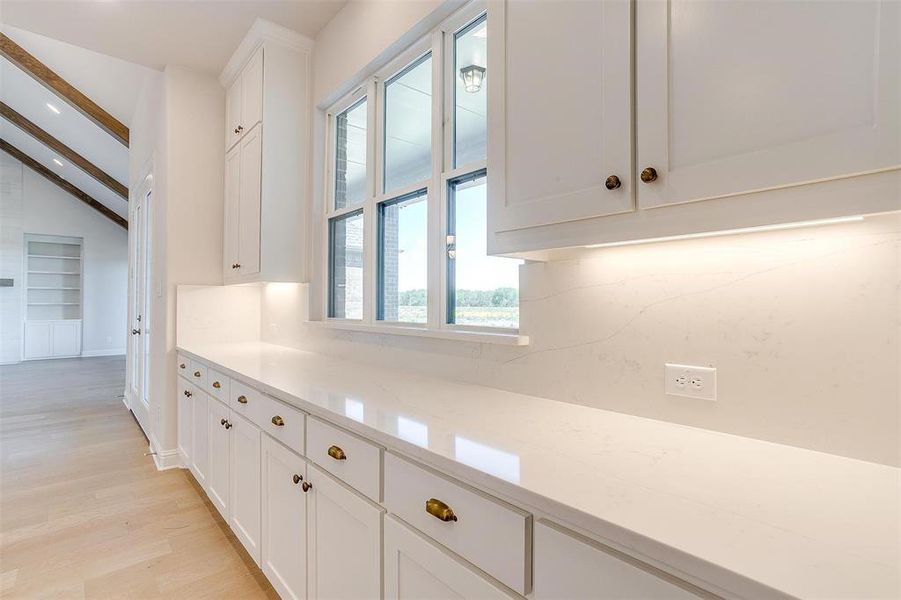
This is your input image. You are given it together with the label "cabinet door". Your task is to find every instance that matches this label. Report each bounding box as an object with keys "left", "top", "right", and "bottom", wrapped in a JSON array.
[
  {"left": 238, "top": 124, "right": 262, "bottom": 277},
  {"left": 23, "top": 321, "right": 52, "bottom": 359},
  {"left": 177, "top": 380, "right": 193, "bottom": 465},
  {"left": 262, "top": 435, "right": 307, "bottom": 600},
  {"left": 533, "top": 522, "right": 700, "bottom": 599},
  {"left": 207, "top": 398, "right": 231, "bottom": 518},
  {"left": 230, "top": 411, "right": 262, "bottom": 565},
  {"left": 226, "top": 73, "right": 243, "bottom": 149},
  {"left": 51, "top": 320, "right": 81, "bottom": 356},
  {"left": 190, "top": 391, "right": 209, "bottom": 488},
  {"left": 223, "top": 144, "right": 241, "bottom": 281},
  {"left": 489, "top": 0, "right": 632, "bottom": 232},
  {"left": 308, "top": 465, "right": 383, "bottom": 600},
  {"left": 241, "top": 47, "right": 264, "bottom": 132},
  {"left": 636, "top": 0, "right": 900, "bottom": 209},
  {"left": 384, "top": 515, "right": 516, "bottom": 600}
]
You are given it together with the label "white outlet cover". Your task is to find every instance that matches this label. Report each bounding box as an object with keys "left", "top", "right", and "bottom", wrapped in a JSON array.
[{"left": 665, "top": 363, "right": 717, "bottom": 401}]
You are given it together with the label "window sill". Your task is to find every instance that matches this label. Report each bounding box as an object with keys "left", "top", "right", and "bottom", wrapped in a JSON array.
[{"left": 307, "top": 320, "right": 530, "bottom": 346}]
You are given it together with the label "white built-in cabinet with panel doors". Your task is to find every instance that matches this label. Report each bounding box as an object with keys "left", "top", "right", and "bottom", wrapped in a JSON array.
[
  {"left": 176, "top": 377, "right": 193, "bottom": 465},
  {"left": 207, "top": 398, "right": 232, "bottom": 518},
  {"left": 225, "top": 47, "right": 263, "bottom": 150},
  {"left": 190, "top": 387, "right": 209, "bottom": 488},
  {"left": 489, "top": 0, "right": 901, "bottom": 256},
  {"left": 220, "top": 22, "right": 310, "bottom": 284},
  {"left": 261, "top": 434, "right": 309, "bottom": 600},
  {"left": 307, "top": 464, "right": 384, "bottom": 600},
  {"left": 229, "top": 410, "right": 263, "bottom": 565}
]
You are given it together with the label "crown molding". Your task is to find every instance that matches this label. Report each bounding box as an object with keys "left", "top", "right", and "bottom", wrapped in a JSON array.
[{"left": 219, "top": 18, "right": 314, "bottom": 87}]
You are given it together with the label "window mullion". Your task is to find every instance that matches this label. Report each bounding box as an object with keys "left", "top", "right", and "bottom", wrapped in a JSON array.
[
  {"left": 363, "top": 77, "right": 380, "bottom": 326},
  {"left": 428, "top": 28, "right": 445, "bottom": 331}
]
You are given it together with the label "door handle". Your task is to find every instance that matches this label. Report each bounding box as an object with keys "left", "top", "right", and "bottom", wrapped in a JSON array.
[{"left": 131, "top": 329, "right": 141, "bottom": 335}]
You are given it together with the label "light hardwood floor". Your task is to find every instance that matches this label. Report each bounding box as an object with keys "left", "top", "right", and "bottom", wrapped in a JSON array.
[{"left": 0, "top": 356, "right": 277, "bottom": 599}]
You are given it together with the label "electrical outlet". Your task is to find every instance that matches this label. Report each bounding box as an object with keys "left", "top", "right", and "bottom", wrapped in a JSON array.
[{"left": 665, "top": 363, "right": 717, "bottom": 401}]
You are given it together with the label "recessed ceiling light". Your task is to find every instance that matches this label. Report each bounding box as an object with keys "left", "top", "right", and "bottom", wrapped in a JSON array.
[
  {"left": 52, "top": 158, "right": 64, "bottom": 167},
  {"left": 46, "top": 103, "right": 60, "bottom": 114}
]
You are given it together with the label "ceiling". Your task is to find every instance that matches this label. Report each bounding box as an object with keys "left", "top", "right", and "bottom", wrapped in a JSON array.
[{"left": 0, "top": 1, "right": 347, "bottom": 74}]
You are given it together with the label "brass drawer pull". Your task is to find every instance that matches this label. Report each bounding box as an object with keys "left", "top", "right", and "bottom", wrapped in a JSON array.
[
  {"left": 194, "top": 371, "right": 201, "bottom": 378},
  {"left": 327, "top": 445, "right": 346, "bottom": 461},
  {"left": 179, "top": 363, "right": 186, "bottom": 369},
  {"left": 271, "top": 415, "right": 285, "bottom": 427},
  {"left": 293, "top": 474, "right": 303, "bottom": 484},
  {"left": 212, "top": 381, "right": 221, "bottom": 389},
  {"left": 426, "top": 498, "right": 457, "bottom": 522},
  {"left": 237, "top": 395, "right": 248, "bottom": 404}
]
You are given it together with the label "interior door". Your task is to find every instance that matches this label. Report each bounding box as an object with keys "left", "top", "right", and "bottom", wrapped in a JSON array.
[
  {"left": 127, "top": 186, "right": 152, "bottom": 437},
  {"left": 636, "top": 0, "right": 900, "bottom": 209},
  {"left": 238, "top": 124, "right": 262, "bottom": 277}
]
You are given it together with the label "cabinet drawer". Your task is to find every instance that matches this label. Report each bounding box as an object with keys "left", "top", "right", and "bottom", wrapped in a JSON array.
[
  {"left": 177, "top": 353, "right": 190, "bottom": 379},
  {"left": 258, "top": 394, "right": 305, "bottom": 455},
  {"left": 384, "top": 453, "right": 530, "bottom": 595},
  {"left": 188, "top": 360, "right": 207, "bottom": 388},
  {"left": 230, "top": 379, "right": 262, "bottom": 423},
  {"left": 206, "top": 368, "right": 229, "bottom": 401},
  {"left": 307, "top": 417, "right": 382, "bottom": 502}
]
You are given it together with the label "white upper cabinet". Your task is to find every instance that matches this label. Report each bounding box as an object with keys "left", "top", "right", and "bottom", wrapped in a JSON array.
[
  {"left": 636, "top": 0, "right": 900, "bottom": 209},
  {"left": 488, "top": 0, "right": 632, "bottom": 233},
  {"left": 226, "top": 47, "right": 263, "bottom": 149},
  {"left": 488, "top": 0, "right": 900, "bottom": 256},
  {"left": 220, "top": 21, "right": 311, "bottom": 283}
]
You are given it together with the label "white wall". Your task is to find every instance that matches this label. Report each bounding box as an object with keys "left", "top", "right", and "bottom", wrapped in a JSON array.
[
  {"left": 0, "top": 154, "right": 25, "bottom": 364},
  {"left": 0, "top": 152, "right": 128, "bottom": 361}
]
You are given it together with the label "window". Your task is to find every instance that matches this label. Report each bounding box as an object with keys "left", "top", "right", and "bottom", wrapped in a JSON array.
[
  {"left": 326, "top": 6, "right": 521, "bottom": 336},
  {"left": 334, "top": 98, "right": 367, "bottom": 210},
  {"left": 383, "top": 53, "right": 433, "bottom": 193},
  {"left": 328, "top": 210, "right": 364, "bottom": 319},
  {"left": 378, "top": 190, "right": 428, "bottom": 323},
  {"left": 447, "top": 172, "right": 521, "bottom": 328}
]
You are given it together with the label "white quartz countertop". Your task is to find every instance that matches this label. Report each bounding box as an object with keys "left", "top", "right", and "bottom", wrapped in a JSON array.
[{"left": 178, "top": 341, "right": 900, "bottom": 599}]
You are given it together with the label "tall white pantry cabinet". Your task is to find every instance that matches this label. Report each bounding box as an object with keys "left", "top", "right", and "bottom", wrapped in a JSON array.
[
  {"left": 220, "top": 20, "right": 310, "bottom": 284},
  {"left": 488, "top": 0, "right": 901, "bottom": 256}
]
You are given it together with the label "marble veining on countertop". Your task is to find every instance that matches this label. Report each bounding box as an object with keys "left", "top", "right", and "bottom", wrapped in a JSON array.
[{"left": 177, "top": 341, "right": 900, "bottom": 600}]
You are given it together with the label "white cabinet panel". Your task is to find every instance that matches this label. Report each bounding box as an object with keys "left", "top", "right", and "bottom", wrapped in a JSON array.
[
  {"left": 636, "top": 0, "right": 900, "bottom": 209},
  {"left": 23, "top": 321, "right": 52, "bottom": 359},
  {"left": 534, "top": 521, "right": 701, "bottom": 599},
  {"left": 262, "top": 435, "right": 308, "bottom": 600},
  {"left": 223, "top": 144, "right": 241, "bottom": 280},
  {"left": 207, "top": 398, "right": 231, "bottom": 518},
  {"left": 177, "top": 380, "right": 194, "bottom": 465},
  {"left": 230, "top": 411, "right": 262, "bottom": 565},
  {"left": 489, "top": 0, "right": 632, "bottom": 232},
  {"left": 238, "top": 124, "right": 262, "bottom": 277},
  {"left": 384, "top": 515, "right": 516, "bottom": 600},
  {"left": 51, "top": 321, "right": 81, "bottom": 356},
  {"left": 242, "top": 47, "right": 264, "bottom": 133},
  {"left": 190, "top": 390, "right": 210, "bottom": 488},
  {"left": 226, "top": 72, "right": 243, "bottom": 149},
  {"left": 308, "top": 465, "right": 383, "bottom": 600}
]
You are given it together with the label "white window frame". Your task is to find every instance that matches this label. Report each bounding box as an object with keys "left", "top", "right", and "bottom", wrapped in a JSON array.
[{"left": 321, "top": 1, "right": 523, "bottom": 339}]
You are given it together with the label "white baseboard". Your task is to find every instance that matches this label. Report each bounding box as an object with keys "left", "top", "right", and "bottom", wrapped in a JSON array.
[
  {"left": 0, "top": 359, "right": 20, "bottom": 365},
  {"left": 151, "top": 446, "right": 182, "bottom": 470},
  {"left": 81, "top": 348, "right": 126, "bottom": 357}
]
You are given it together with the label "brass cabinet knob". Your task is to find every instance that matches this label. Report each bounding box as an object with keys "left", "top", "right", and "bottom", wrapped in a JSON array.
[
  {"left": 301, "top": 481, "right": 312, "bottom": 493},
  {"left": 233, "top": 127, "right": 239, "bottom": 134},
  {"left": 212, "top": 381, "right": 221, "bottom": 389},
  {"left": 224, "top": 421, "right": 232, "bottom": 430},
  {"left": 184, "top": 390, "right": 192, "bottom": 397},
  {"left": 640, "top": 167, "right": 658, "bottom": 183},
  {"left": 605, "top": 175, "right": 621, "bottom": 190},
  {"left": 194, "top": 371, "right": 201, "bottom": 378},
  {"left": 425, "top": 498, "right": 457, "bottom": 522},
  {"left": 271, "top": 415, "right": 285, "bottom": 427},
  {"left": 293, "top": 474, "right": 302, "bottom": 484},
  {"left": 235, "top": 263, "right": 241, "bottom": 268},
  {"left": 237, "top": 395, "right": 248, "bottom": 404},
  {"left": 131, "top": 329, "right": 140, "bottom": 335},
  {"left": 327, "top": 445, "right": 347, "bottom": 461},
  {"left": 179, "top": 363, "right": 186, "bottom": 369},
  {"left": 220, "top": 418, "right": 226, "bottom": 425},
  {"left": 237, "top": 125, "right": 244, "bottom": 132}
]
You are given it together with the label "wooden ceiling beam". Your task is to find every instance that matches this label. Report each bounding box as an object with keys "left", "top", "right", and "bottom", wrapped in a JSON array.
[
  {"left": 0, "top": 33, "right": 129, "bottom": 147},
  {"left": 1, "top": 101, "right": 128, "bottom": 200},
  {"left": 0, "top": 139, "right": 128, "bottom": 230}
]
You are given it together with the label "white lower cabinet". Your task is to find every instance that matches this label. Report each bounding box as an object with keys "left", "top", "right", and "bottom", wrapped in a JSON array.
[
  {"left": 177, "top": 380, "right": 193, "bottom": 465},
  {"left": 308, "top": 464, "right": 384, "bottom": 600},
  {"left": 533, "top": 521, "right": 700, "bottom": 600},
  {"left": 262, "top": 434, "right": 308, "bottom": 600},
  {"left": 384, "top": 515, "right": 516, "bottom": 600},
  {"left": 207, "top": 398, "right": 232, "bottom": 518},
  {"left": 190, "top": 389, "right": 210, "bottom": 488},
  {"left": 230, "top": 410, "right": 262, "bottom": 565}
]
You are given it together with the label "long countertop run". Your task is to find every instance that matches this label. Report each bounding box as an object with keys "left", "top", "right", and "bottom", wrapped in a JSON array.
[{"left": 177, "top": 341, "right": 900, "bottom": 599}]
